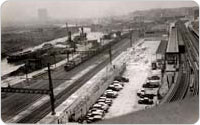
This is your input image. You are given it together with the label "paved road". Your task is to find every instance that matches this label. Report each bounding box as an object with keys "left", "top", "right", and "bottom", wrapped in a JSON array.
[{"left": 1, "top": 36, "right": 135, "bottom": 123}]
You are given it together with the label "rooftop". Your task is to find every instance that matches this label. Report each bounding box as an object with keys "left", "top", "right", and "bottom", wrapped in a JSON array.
[
  {"left": 156, "top": 40, "right": 168, "bottom": 55},
  {"left": 166, "top": 27, "right": 179, "bottom": 53}
]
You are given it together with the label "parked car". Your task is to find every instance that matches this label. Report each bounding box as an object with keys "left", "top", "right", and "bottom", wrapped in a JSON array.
[
  {"left": 91, "top": 111, "right": 104, "bottom": 117},
  {"left": 106, "top": 98, "right": 112, "bottom": 102},
  {"left": 87, "top": 117, "right": 94, "bottom": 123},
  {"left": 97, "top": 98, "right": 106, "bottom": 103},
  {"left": 106, "top": 89, "right": 114, "bottom": 93},
  {"left": 90, "top": 108, "right": 104, "bottom": 114},
  {"left": 119, "top": 82, "right": 125, "bottom": 87},
  {"left": 93, "top": 104, "right": 103, "bottom": 109},
  {"left": 108, "top": 85, "right": 116, "bottom": 90},
  {"left": 86, "top": 113, "right": 92, "bottom": 119},
  {"left": 113, "top": 81, "right": 125, "bottom": 86},
  {"left": 99, "top": 96, "right": 107, "bottom": 100},
  {"left": 105, "top": 99, "right": 112, "bottom": 106},
  {"left": 139, "top": 93, "right": 155, "bottom": 99},
  {"left": 113, "top": 84, "right": 123, "bottom": 91},
  {"left": 101, "top": 93, "right": 107, "bottom": 97},
  {"left": 148, "top": 75, "right": 160, "bottom": 80},
  {"left": 104, "top": 90, "right": 111, "bottom": 95},
  {"left": 146, "top": 80, "right": 160, "bottom": 85},
  {"left": 137, "top": 89, "right": 145, "bottom": 96},
  {"left": 108, "top": 84, "right": 123, "bottom": 91},
  {"left": 97, "top": 102, "right": 108, "bottom": 106},
  {"left": 97, "top": 102, "right": 109, "bottom": 112},
  {"left": 93, "top": 115, "right": 103, "bottom": 121},
  {"left": 113, "top": 83, "right": 123, "bottom": 88},
  {"left": 106, "top": 91, "right": 118, "bottom": 98},
  {"left": 138, "top": 97, "right": 154, "bottom": 105},
  {"left": 114, "top": 76, "right": 129, "bottom": 82},
  {"left": 137, "top": 89, "right": 155, "bottom": 99},
  {"left": 113, "top": 80, "right": 120, "bottom": 83},
  {"left": 142, "top": 82, "right": 159, "bottom": 88}
]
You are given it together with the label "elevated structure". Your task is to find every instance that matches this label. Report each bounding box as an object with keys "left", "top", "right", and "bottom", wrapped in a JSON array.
[{"left": 165, "top": 23, "right": 179, "bottom": 72}]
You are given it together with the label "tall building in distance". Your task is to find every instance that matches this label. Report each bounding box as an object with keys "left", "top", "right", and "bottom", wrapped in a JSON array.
[{"left": 38, "top": 8, "right": 48, "bottom": 22}]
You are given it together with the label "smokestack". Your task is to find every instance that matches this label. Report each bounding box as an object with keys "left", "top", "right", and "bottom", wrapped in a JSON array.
[
  {"left": 68, "top": 31, "right": 72, "bottom": 41},
  {"left": 66, "top": 22, "right": 68, "bottom": 32},
  {"left": 81, "top": 27, "right": 84, "bottom": 34}
]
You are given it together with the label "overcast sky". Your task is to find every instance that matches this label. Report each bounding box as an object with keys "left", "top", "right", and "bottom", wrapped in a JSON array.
[{"left": 1, "top": 0, "right": 198, "bottom": 23}]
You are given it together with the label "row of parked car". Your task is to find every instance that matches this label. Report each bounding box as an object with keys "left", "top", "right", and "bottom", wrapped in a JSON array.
[
  {"left": 80, "top": 76, "right": 129, "bottom": 123},
  {"left": 137, "top": 75, "right": 160, "bottom": 105}
]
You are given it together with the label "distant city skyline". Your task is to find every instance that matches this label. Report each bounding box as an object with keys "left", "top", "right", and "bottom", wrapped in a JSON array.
[
  {"left": 38, "top": 8, "right": 48, "bottom": 21},
  {"left": 1, "top": 0, "right": 198, "bottom": 26}
]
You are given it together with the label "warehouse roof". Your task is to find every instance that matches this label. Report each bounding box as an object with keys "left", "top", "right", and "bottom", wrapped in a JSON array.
[{"left": 156, "top": 40, "right": 168, "bottom": 55}]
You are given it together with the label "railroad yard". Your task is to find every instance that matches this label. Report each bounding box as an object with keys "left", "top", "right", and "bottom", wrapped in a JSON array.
[{"left": 1, "top": 1, "right": 199, "bottom": 124}]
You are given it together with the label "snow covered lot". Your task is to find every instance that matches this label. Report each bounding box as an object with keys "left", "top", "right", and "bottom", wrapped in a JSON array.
[{"left": 104, "top": 39, "right": 161, "bottom": 119}]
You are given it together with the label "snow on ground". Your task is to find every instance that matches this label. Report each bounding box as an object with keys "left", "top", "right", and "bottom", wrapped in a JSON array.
[{"left": 104, "top": 39, "right": 161, "bottom": 119}]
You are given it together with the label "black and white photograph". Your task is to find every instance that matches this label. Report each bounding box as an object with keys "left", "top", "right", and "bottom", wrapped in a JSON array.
[{"left": 1, "top": 0, "right": 199, "bottom": 124}]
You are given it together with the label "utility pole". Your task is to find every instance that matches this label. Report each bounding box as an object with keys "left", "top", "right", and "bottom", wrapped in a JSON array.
[
  {"left": 53, "top": 54, "right": 56, "bottom": 68},
  {"left": 66, "top": 22, "right": 68, "bottom": 33},
  {"left": 67, "top": 51, "right": 69, "bottom": 62},
  {"left": 109, "top": 45, "right": 112, "bottom": 64},
  {"left": 47, "top": 63, "right": 56, "bottom": 115},
  {"left": 2, "top": 64, "right": 56, "bottom": 115},
  {"left": 129, "top": 27, "right": 133, "bottom": 47},
  {"left": 73, "top": 42, "right": 76, "bottom": 53},
  {"left": 166, "top": 76, "right": 170, "bottom": 89},
  {"left": 25, "top": 62, "right": 29, "bottom": 85}
]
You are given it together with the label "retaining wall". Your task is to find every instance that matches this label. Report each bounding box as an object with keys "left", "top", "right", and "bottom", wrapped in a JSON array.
[{"left": 39, "top": 50, "right": 129, "bottom": 124}]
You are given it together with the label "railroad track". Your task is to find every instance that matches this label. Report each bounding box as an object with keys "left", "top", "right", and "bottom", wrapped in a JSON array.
[
  {"left": 18, "top": 37, "right": 131, "bottom": 123},
  {"left": 188, "top": 24, "right": 199, "bottom": 41},
  {"left": 164, "top": 55, "right": 190, "bottom": 102},
  {"left": 169, "top": 55, "right": 190, "bottom": 102},
  {"left": 2, "top": 34, "right": 135, "bottom": 123},
  {"left": 177, "top": 21, "right": 199, "bottom": 95},
  {"left": 188, "top": 26, "right": 199, "bottom": 54}
]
